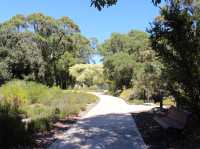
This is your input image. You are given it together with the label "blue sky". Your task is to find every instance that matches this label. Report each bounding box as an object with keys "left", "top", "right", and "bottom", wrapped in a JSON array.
[{"left": 0, "top": 0, "right": 159, "bottom": 43}]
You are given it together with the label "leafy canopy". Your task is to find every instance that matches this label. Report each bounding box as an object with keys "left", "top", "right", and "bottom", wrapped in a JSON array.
[
  {"left": 149, "top": 0, "right": 200, "bottom": 110},
  {"left": 0, "top": 13, "right": 94, "bottom": 88}
]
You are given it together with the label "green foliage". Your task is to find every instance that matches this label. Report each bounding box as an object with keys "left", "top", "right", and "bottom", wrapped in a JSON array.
[
  {"left": 120, "top": 88, "right": 145, "bottom": 100},
  {"left": 55, "top": 51, "right": 76, "bottom": 89},
  {"left": 100, "top": 30, "right": 163, "bottom": 98},
  {"left": 127, "top": 99, "right": 145, "bottom": 105},
  {"left": 0, "top": 13, "right": 94, "bottom": 89},
  {"left": 91, "top": 0, "right": 118, "bottom": 10},
  {"left": 22, "top": 104, "right": 55, "bottom": 132},
  {"left": 0, "top": 80, "right": 98, "bottom": 133},
  {"left": 120, "top": 88, "right": 134, "bottom": 101},
  {"left": 149, "top": 0, "right": 200, "bottom": 112},
  {"left": 162, "top": 97, "right": 176, "bottom": 106},
  {"left": 90, "top": 0, "right": 191, "bottom": 10},
  {"left": 24, "top": 81, "right": 50, "bottom": 104},
  {"left": 104, "top": 53, "right": 135, "bottom": 90},
  {"left": 0, "top": 80, "right": 29, "bottom": 107},
  {"left": 70, "top": 64, "right": 105, "bottom": 87}
]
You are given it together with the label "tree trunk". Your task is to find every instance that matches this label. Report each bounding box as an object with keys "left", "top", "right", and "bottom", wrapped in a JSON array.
[{"left": 160, "top": 100, "right": 163, "bottom": 111}]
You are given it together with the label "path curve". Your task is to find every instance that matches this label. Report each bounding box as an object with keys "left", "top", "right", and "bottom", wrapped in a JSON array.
[{"left": 49, "top": 93, "right": 153, "bottom": 149}]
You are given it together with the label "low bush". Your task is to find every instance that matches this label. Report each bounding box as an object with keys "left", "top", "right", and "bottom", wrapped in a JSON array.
[
  {"left": 128, "top": 99, "right": 145, "bottom": 105},
  {"left": 120, "top": 89, "right": 134, "bottom": 101},
  {"left": 162, "top": 97, "right": 176, "bottom": 106},
  {"left": 55, "top": 91, "right": 98, "bottom": 117},
  {"left": 0, "top": 80, "right": 98, "bottom": 145},
  {"left": 25, "top": 81, "right": 49, "bottom": 104},
  {"left": 0, "top": 80, "right": 28, "bottom": 107},
  {"left": 120, "top": 89, "right": 145, "bottom": 105},
  {"left": 120, "top": 88, "right": 145, "bottom": 101}
]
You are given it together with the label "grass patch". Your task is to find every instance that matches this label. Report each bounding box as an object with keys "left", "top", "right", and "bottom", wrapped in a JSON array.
[{"left": 127, "top": 99, "right": 145, "bottom": 105}]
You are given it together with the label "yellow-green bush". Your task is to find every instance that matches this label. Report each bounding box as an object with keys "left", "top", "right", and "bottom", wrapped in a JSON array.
[
  {"left": 0, "top": 80, "right": 98, "bottom": 132},
  {"left": 22, "top": 104, "right": 54, "bottom": 121},
  {"left": 22, "top": 104, "right": 55, "bottom": 132},
  {"left": 120, "top": 89, "right": 145, "bottom": 105},
  {"left": 0, "top": 80, "right": 29, "bottom": 107},
  {"left": 53, "top": 91, "right": 98, "bottom": 118},
  {"left": 163, "top": 97, "right": 176, "bottom": 106},
  {"left": 127, "top": 99, "right": 144, "bottom": 105},
  {"left": 120, "top": 89, "right": 134, "bottom": 101},
  {"left": 25, "top": 81, "right": 49, "bottom": 104},
  {"left": 0, "top": 80, "right": 65, "bottom": 106}
]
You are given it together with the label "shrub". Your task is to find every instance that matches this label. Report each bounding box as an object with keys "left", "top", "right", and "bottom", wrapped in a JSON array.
[
  {"left": 120, "top": 88, "right": 145, "bottom": 101},
  {"left": 53, "top": 91, "right": 98, "bottom": 118},
  {"left": 25, "top": 81, "right": 49, "bottom": 104},
  {"left": 0, "top": 80, "right": 65, "bottom": 105},
  {"left": 0, "top": 80, "right": 98, "bottom": 133},
  {"left": 120, "top": 88, "right": 145, "bottom": 105},
  {"left": 21, "top": 104, "right": 55, "bottom": 132},
  {"left": 0, "top": 80, "right": 28, "bottom": 107},
  {"left": 163, "top": 97, "right": 176, "bottom": 106},
  {"left": 120, "top": 89, "right": 134, "bottom": 101},
  {"left": 128, "top": 99, "right": 144, "bottom": 105},
  {"left": 0, "top": 104, "right": 33, "bottom": 148}
]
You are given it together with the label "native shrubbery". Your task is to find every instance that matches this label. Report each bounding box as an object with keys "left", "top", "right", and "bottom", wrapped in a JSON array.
[{"left": 0, "top": 80, "right": 98, "bottom": 147}]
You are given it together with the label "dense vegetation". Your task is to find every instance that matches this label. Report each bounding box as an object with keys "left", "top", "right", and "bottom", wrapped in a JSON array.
[
  {"left": 0, "top": 13, "right": 94, "bottom": 89},
  {"left": 98, "top": 0, "right": 200, "bottom": 115},
  {"left": 0, "top": 0, "right": 200, "bottom": 147},
  {"left": 0, "top": 80, "right": 98, "bottom": 148},
  {"left": 100, "top": 30, "right": 164, "bottom": 102},
  {"left": 0, "top": 13, "right": 102, "bottom": 147},
  {"left": 70, "top": 64, "right": 104, "bottom": 88},
  {"left": 149, "top": 0, "right": 200, "bottom": 113}
]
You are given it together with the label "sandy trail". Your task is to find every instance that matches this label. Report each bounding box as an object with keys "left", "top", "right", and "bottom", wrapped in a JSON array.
[{"left": 49, "top": 93, "right": 155, "bottom": 149}]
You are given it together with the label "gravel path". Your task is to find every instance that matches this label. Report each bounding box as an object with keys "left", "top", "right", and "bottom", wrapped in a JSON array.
[{"left": 49, "top": 93, "right": 155, "bottom": 149}]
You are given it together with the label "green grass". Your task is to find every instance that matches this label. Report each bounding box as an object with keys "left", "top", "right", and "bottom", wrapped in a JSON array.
[{"left": 127, "top": 99, "right": 145, "bottom": 105}]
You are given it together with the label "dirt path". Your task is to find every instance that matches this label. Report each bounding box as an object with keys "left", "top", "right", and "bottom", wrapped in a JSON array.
[{"left": 49, "top": 93, "right": 154, "bottom": 149}]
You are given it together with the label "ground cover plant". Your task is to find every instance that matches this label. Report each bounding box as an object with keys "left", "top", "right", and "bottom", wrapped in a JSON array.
[{"left": 0, "top": 80, "right": 98, "bottom": 148}]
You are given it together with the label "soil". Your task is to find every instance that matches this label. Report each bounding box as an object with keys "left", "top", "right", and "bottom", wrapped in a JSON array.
[
  {"left": 34, "top": 116, "right": 79, "bottom": 149},
  {"left": 34, "top": 101, "right": 99, "bottom": 149},
  {"left": 132, "top": 108, "right": 200, "bottom": 149}
]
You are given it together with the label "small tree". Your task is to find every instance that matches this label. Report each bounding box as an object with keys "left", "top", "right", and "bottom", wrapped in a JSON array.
[{"left": 69, "top": 64, "right": 104, "bottom": 87}]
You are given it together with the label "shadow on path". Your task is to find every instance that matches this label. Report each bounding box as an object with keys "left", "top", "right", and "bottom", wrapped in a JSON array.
[{"left": 49, "top": 113, "right": 146, "bottom": 149}]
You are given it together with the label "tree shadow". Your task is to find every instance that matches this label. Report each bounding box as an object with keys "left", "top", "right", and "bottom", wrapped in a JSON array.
[
  {"left": 49, "top": 113, "right": 147, "bottom": 149},
  {"left": 0, "top": 104, "right": 33, "bottom": 149}
]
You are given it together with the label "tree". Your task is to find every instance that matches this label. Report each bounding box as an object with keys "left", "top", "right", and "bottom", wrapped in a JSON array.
[
  {"left": 69, "top": 64, "right": 104, "bottom": 87},
  {"left": 149, "top": 0, "right": 200, "bottom": 112},
  {"left": 103, "top": 53, "right": 135, "bottom": 91},
  {"left": 90, "top": 0, "right": 192, "bottom": 10},
  {"left": 55, "top": 52, "right": 76, "bottom": 89},
  {"left": 99, "top": 30, "right": 151, "bottom": 59},
  {"left": 99, "top": 33, "right": 128, "bottom": 56},
  {"left": 0, "top": 13, "right": 94, "bottom": 88},
  {"left": 71, "top": 34, "right": 94, "bottom": 63},
  {"left": 100, "top": 30, "right": 162, "bottom": 96}
]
